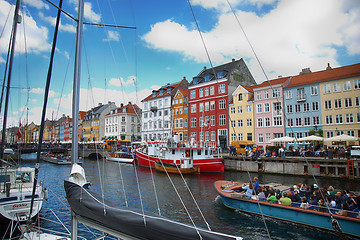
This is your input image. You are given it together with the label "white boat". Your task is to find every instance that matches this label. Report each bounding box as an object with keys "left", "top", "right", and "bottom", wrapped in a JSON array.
[
  {"left": 42, "top": 153, "right": 72, "bottom": 165},
  {"left": 0, "top": 166, "right": 44, "bottom": 222},
  {"left": 106, "top": 151, "right": 135, "bottom": 163}
]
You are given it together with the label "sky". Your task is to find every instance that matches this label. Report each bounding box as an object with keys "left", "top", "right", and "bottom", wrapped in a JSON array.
[{"left": 0, "top": 0, "right": 359, "bottom": 127}]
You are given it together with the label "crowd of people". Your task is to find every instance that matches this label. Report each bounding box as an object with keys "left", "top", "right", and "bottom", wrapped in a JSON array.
[{"left": 235, "top": 179, "right": 359, "bottom": 217}]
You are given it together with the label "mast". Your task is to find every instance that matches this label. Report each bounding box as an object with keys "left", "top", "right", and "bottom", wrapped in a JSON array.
[
  {"left": 71, "top": 0, "right": 84, "bottom": 239},
  {"left": 0, "top": 0, "right": 21, "bottom": 159}
]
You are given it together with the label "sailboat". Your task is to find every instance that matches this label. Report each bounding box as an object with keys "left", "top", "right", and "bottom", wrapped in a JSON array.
[
  {"left": 63, "top": 1, "right": 241, "bottom": 239},
  {"left": 0, "top": 0, "right": 44, "bottom": 224}
]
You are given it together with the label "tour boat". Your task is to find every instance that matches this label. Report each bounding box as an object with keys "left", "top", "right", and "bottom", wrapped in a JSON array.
[
  {"left": 106, "top": 151, "right": 135, "bottom": 163},
  {"left": 214, "top": 180, "right": 360, "bottom": 238},
  {"left": 154, "top": 160, "right": 200, "bottom": 174},
  {"left": 136, "top": 138, "right": 224, "bottom": 173}
]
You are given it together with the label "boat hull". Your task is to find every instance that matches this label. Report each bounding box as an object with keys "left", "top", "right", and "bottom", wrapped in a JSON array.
[
  {"left": 136, "top": 149, "right": 224, "bottom": 173},
  {"left": 42, "top": 156, "right": 72, "bottom": 165},
  {"left": 154, "top": 161, "right": 200, "bottom": 174},
  {"left": 214, "top": 180, "right": 360, "bottom": 238},
  {"left": 106, "top": 153, "right": 134, "bottom": 163}
]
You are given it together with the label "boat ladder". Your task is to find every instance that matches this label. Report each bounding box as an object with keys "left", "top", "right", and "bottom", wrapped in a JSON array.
[{"left": 347, "top": 159, "right": 355, "bottom": 180}]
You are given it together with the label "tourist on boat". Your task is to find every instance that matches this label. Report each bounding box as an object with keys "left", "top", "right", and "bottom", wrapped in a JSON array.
[
  {"left": 257, "top": 189, "right": 266, "bottom": 201},
  {"left": 327, "top": 186, "right": 335, "bottom": 198},
  {"left": 242, "top": 182, "right": 254, "bottom": 196},
  {"left": 279, "top": 192, "right": 292, "bottom": 206},
  {"left": 335, "top": 191, "right": 347, "bottom": 209},
  {"left": 337, "top": 202, "right": 350, "bottom": 216},
  {"left": 308, "top": 195, "right": 317, "bottom": 207},
  {"left": 291, "top": 190, "right": 301, "bottom": 203},
  {"left": 317, "top": 199, "right": 327, "bottom": 212},
  {"left": 266, "top": 192, "right": 278, "bottom": 203},
  {"left": 304, "top": 185, "right": 312, "bottom": 200},
  {"left": 263, "top": 186, "right": 270, "bottom": 197},
  {"left": 253, "top": 177, "right": 259, "bottom": 192},
  {"left": 300, "top": 197, "right": 309, "bottom": 209},
  {"left": 326, "top": 195, "right": 336, "bottom": 209}
]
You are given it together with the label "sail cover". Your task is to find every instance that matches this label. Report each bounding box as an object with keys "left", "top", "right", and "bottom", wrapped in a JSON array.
[{"left": 64, "top": 180, "right": 241, "bottom": 240}]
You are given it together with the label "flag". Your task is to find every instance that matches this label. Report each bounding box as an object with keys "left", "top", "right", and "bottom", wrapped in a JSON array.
[{"left": 16, "top": 121, "right": 22, "bottom": 139}]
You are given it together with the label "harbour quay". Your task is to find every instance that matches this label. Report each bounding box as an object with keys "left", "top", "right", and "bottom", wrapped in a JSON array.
[{"left": 223, "top": 155, "right": 359, "bottom": 179}]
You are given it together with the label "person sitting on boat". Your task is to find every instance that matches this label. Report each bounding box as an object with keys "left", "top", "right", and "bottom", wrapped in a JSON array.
[
  {"left": 266, "top": 191, "right": 277, "bottom": 203},
  {"left": 317, "top": 199, "right": 327, "bottom": 213},
  {"left": 300, "top": 197, "right": 309, "bottom": 209},
  {"left": 257, "top": 188, "right": 266, "bottom": 201},
  {"left": 327, "top": 186, "right": 335, "bottom": 198},
  {"left": 279, "top": 192, "right": 292, "bottom": 206},
  {"left": 336, "top": 202, "right": 350, "bottom": 216},
  {"left": 291, "top": 190, "right": 301, "bottom": 203},
  {"left": 242, "top": 182, "right": 254, "bottom": 196},
  {"left": 325, "top": 195, "right": 336, "bottom": 209},
  {"left": 335, "top": 191, "right": 346, "bottom": 209},
  {"left": 308, "top": 195, "right": 317, "bottom": 207}
]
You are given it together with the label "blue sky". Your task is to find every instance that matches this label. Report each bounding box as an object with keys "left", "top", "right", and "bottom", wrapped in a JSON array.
[{"left": 0, "top": 0, "right": 359, "bottom": 126}]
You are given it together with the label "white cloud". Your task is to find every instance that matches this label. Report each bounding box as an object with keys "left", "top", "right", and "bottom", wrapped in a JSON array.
[
  {"left": 143, "top": 0, "right": 360, "bottom": 82},
  {"left": 103, "top": 30, "right": 120, "bottom": 42},
  {"left": 0, "top": 1, "right": 51, "bottom": 57},
  {"left": 23, "top": 0, "right": 49, "bottom": 10},
  {"left": 29, "top": 88, "right": 57, "bottom": 98},
  {"left": 38, "top": 12, "right": 76, "bottom": 33},
  {"left": 109, "top": 76, "right": 136, "bottom": 87}
]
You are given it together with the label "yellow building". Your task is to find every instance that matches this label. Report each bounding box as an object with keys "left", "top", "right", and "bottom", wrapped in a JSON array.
[
  {"left": 228, "top": 85, "right": 255, "bottom": 143},
  {"left": 319, "top": 66, "right": 360, "bottom": 144},
  {"left": 172, "top": 89, "right": 188, "bottom": 143}
]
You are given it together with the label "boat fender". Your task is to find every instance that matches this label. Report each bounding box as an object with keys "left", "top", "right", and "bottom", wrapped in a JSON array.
[
  {"left": 44, "top": 188, "right": 49, "bottom": 201},
  {"left": 331, "top": 218, "right": 342, "bottom": 233}
]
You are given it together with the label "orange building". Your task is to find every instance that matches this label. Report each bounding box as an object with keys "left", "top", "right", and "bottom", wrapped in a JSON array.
[{"left": 172, "top": 88, "right": 188, "bottom": 142}]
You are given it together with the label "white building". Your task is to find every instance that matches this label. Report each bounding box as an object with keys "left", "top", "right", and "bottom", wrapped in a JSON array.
[
  {"left": 104, "top": 102, "right": 141, "bottom": 141},
  {"left": 141, "top": 78, "right": 188, "bottom": 141}
]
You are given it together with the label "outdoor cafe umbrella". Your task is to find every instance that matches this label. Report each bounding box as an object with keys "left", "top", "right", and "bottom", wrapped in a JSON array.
[
  {"left": 270, "top": 136, "right": 295, "bottom": 143},
  {"left": 324, "top": 134, "right": 359, "bottom": 142},
  {"left": 297, "top": 135, "right": 324, "bottom": 142}
]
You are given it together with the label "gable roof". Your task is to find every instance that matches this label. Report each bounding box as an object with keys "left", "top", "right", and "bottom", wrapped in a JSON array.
[
  {"left": 252, "top": 76, "right": 290, "bottom": 90},
  {"left": 285, "top": 63, "right": 360, "bottom": 88}
]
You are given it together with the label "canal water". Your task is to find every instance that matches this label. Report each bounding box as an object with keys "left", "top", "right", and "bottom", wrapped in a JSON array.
[{"left": 12, "top": 160, "right": 360, "bottom": 239}]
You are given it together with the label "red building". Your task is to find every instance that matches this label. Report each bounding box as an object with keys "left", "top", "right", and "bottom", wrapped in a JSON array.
[{"left": 188, "top": 58, "right": 255, "bottom": 148}]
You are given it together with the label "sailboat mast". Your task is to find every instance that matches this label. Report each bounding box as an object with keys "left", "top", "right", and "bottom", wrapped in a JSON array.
[
  {"left": 0, "top": 0, "right": 21, "bottom": 159},
  {"left": 71, "top": 0, "right": 84, "bottom": 165}
]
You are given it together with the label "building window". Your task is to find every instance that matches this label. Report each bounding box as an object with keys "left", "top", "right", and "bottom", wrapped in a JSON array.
[
  {"left": 191, "top": 132, "right": 197, "bottom": 141},
  {"left": 210, "top": 115, "right": 215, "bottom": 126},
  {"left": 238, "top": 93, "right": 243, "bottom": 101},
  {"left": 312, "top": 102, "right": 319, "bottom": 111},
  {"left": 205, "top": 132, "right": 209, "bottom": 141},
  {"left": 237, "top": 106, "right": 242, "bottom": 113},
  {"left": 354, "top": 79, "right": 360, "bottom": 89},
  {"left": 219, "top": 84, "right": 226, "bottom": 94},
  {"left": 287, "top": 105, "right": 293, "bottom": 113},
  {"left": 258, "top": 134, "right": 264, "bottom": 143},
  {"left": 257, "top": 92, "right": 261, "bottom": 100},
  {"left": 246, "top": 118, "right": 252, "bottom": 126},
  {"left": 311, "top": 86, "right": 318, "bottom": 95},
  {"left": 199, "top": 117, "right": 203, "bottom": 126},
  {"left": 219, "top": 115, "right": 226, "bottom": 125},
  {"left": 265, "top": 133, "right": 271, "bottom": 143},
  {"left": 344, "top": 98, "right": 353, "bottom": 107},
  {"left": 191, "top": 118, "right": 197, "bottom": 127},
  {"left": 273, "top": 116, "right": 282, "bottom": 126},
  {"left": 294, "top": 104, "right": 300, "bottom": 112},
  {"left": 205, "top": 87, "right": 209, "bottom": 96},
  {"left": 190, "top": 90, "right": 196, "bottom": 99},
  {"left": 191, "top": 104, "right": 197, "bottom": 113},
  {"left": 199, "top": 88, "right": 203, "bottom": 97},
  {"left": 238, "top": 119, "right": 243, "bottom": 127},
  {"left": 287, "top": 118, "right": 293, "bottom": 127},
  {"left": 231, "top": 133, "right": 236, "bottom": 142},
  {"left": 346, "top": 113, "right": 354, "bottom": 123},
  {"left": 246, "top": 105, "right": 252, "bottom": 112},
  {"left": 264, "top": 103, "right": 270, "bottom": 112},
  {"left": 325, "top": 115, "right": 332, "bottom": 124},
  {"left": 205, "top": 102, "right": 209, "bottom": 111},
  {"left": 333, "top": 82, "right": 341, "bottom": 92},
  {"left": 343, "top": 81, "right": 351, "bottom": 91},
  {"left": 257, "top": 104, "right": 263, "bottom": 113},
  {"left": 335, "top": 114, "right": 343, "bottom": 124},
  {"left": 273, "top": 89, "right": 280, "bottom": 98},
  {"left": 285, "top": 90, "right": 292, "bottom": 99},
  {"left": 355, "top": 97, "right": 359, "bottom": 106},
  {"left": 230, "top": 107, "right": 235, "bottom": 114},
  {"left": 296, "top": 118, "right": 302, "bottom": 126},
  {"left": 265, "top": 117, "right": 270, "bottom": 127},
  {"left": 264, "top": 90, "right": 269, "bottom": 99},
  {"left": 323, "top": 84, "right": 331, "bottom": 94},
  {"left": 303, "top": 103, "right": 310, "bottom": 112},
  {"left": 210, "top": 101, "right": 215, "bottom": 110},
  {"left": 324, "top": 100, "right": 332, "bottom": 109},
  {"left": 210, "top": 86, "right": 214, "bottom": 95},
  {"left": 211, "top": 131, "right": 215, "bottom": 141},
  {"left": 334, "top": 99, "right": 342, "bottom": 108},
  {"left": 257, "top": 118, "right": 263, "bottom": 127},
  {"left": 304, "top": 117, "right": 310, "bottom": 126},
  {"left": 231, "top": 120, "right": 235, "bottom": 128},
  {"left": 219, "top": 99, "right": 226, "bottom": 109},
  {"left": 199, "top": 103, "right": 204, "bottom": 112},
  {"left": 238, "top": 133, "right": 243, "bottom": 141},
  {"left": 247, "top": 133, "right": 252, "bottom": 141}
]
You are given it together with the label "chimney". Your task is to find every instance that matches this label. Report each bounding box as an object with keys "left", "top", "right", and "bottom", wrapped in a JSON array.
[
  {"left": 299, "top": 68, "right": 311, "bottom": 75},
  {"left": 232, "top": 58, "right": 235, "bottom": 62},
  {"left": 203, "top": 66, "right": 207, "bottom": 71},
  {"left": 326, "top": 63, "right": 332, "bottom": 70},
  {"left": 183, "top": 76, "right": 186, "bottom": 80},
  {"left": 121, "top": 103, "right": 124, "bottom": 107}
]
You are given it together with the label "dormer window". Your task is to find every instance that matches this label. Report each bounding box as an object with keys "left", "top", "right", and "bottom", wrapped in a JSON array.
[
  {"left": 217, "top": 70, "right": 227, "bottom": 79},
  {"left": 192, "top": 77, "right": 202, "bottom": 84},
  {"left": 204, "top": 74, "right": 213, "bottom": 82}
]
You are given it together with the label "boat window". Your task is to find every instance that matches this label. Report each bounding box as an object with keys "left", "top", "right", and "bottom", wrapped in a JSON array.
[
  {"left": 172, "top": 149, "right": 175, "bottom": 154},
  {"left": 0, "top": 175, "right": 11, "bottom": 183},
  {"left": 16, "top": 172, "right": 31, "bottom": 183},
  {"left": 197, "top": 149, "right": 202, "bottom": 155}
]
